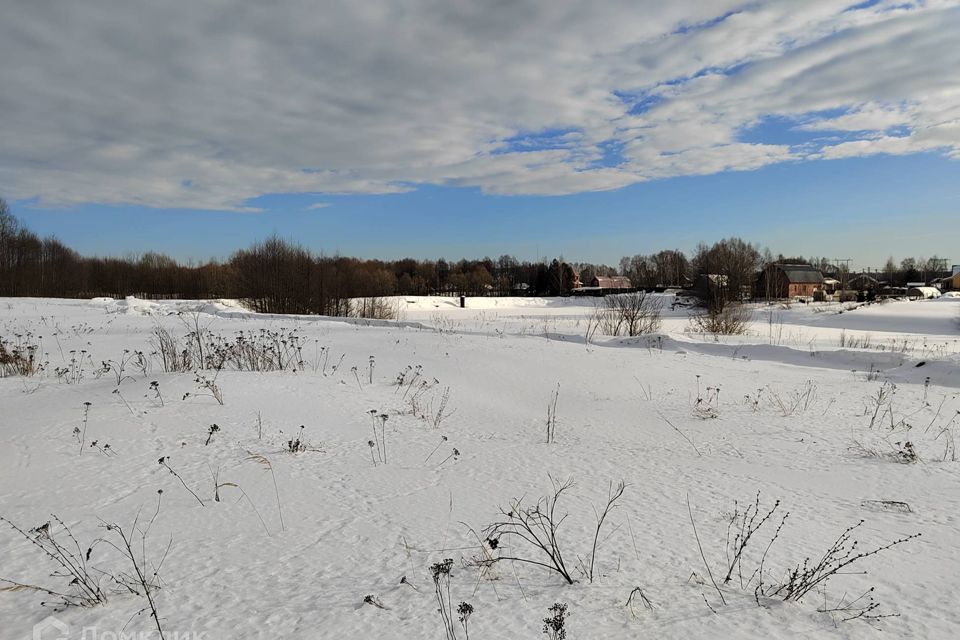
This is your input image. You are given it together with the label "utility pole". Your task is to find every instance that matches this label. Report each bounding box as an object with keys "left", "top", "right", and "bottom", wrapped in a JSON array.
[{"left": 832, "top": 258, "right": 852, "bottom": 292}]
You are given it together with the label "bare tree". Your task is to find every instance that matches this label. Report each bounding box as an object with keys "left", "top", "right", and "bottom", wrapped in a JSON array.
[
  {"left": 595, "top": 291, "right": 663, "bottom": 336},
  {"left": 692, "top": 238, "right": 762, "bottom": 306}
]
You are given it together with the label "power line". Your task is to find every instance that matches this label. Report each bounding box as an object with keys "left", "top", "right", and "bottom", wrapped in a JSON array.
[{"left": 831, "top": 258, "right": 852, "bottom": 290}]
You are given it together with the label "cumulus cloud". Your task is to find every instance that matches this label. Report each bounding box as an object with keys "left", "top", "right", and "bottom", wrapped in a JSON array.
[{"left": 1, "top": 0, "right": 958, "bottom": 209}]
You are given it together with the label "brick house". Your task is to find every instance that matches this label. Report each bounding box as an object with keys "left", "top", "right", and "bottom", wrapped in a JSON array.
[{"left": 755, "top": 264, "right": 824, "bottom": 299}]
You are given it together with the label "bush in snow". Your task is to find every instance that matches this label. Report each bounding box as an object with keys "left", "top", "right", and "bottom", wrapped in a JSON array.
[
  {"left": 688, "top": 492, "right": 921, "bottom": 622},
  {"left": 592, "top": 291, "right": 663, "bottom": 337},
  {"left": 481, "top": 477, "right": 626, "bottom": 586},
  {"left": 688, "top": 302, "right": 752, "bottom": 336},
  {"left": 0, "top": 505, "right": 167, "bottom": 638},
  {"left": 0, "top": 334, "right": 42, "bottom": 377}
]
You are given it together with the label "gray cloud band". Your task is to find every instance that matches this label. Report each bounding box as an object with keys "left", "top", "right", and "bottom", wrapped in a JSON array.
[{"left": 1, "top": 0, "right": 958, "bottom": 210}]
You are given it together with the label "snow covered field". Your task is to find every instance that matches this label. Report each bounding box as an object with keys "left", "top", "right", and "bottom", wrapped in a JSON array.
[{"left": 2, "top": 296, "right": 959, "bottom": 639}]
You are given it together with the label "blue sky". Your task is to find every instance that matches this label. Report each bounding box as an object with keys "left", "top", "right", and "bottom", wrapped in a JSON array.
[
  {"left": 3, "top": 1, "right": 960, "bottom": 268},
  {"left": 15, "top": 151, "right": 958, "bottom": 268}
]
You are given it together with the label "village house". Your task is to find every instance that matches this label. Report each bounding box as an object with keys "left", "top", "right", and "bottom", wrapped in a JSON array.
[
  {"left": 692, "top": 273, "right": 730, "bottom": 301},
  {"left": 754, "top": 263, "right": 824, "bottom": 300},
  {"left": 573, "top": 275, "right": 634, "bottom": 296},
  {"left": 821, "top": 277, "right": 840, "bottom": 295},
  {"left": 940, "top": 270, "right": 960, "bottom": 292},
  {"left": 947, "top": 266, "right": 960, "bottom": 291},
  {"left": 591, "top": 275, "right": 632, "bottom": 290},
  {"left": 847, "top": 273, "right": 879, "bottom": 291},
  {"left": 928, "top": 266, "right": 959, "bottom": 291},
  {"left": 571, "top": 270, "right": 582, "bottom": 289}
]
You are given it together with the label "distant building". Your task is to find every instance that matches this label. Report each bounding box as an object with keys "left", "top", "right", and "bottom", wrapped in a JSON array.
[
  {"left": 572, "top": 275, "right": 633, "bottom": 296},
  {"left": 878, "top": 285, "right": 907, "bottom": 299},
  {"left": 943, "top": 272, "right": 960, "bottom": 291},
  {"left": 591, "top": 275, "right": 632, "bottom": 290},
  {"left": 754, "top": 264, "right": 824, "bottom": 299},
  {"left": 943, "top": 266, "right": 960, "bottom": 291},
  {"left": 847, "top": 273, "right": 880, "bottom": 291},
  {"left": 692, "top": 273, "right": 730, "bottom": 301}
]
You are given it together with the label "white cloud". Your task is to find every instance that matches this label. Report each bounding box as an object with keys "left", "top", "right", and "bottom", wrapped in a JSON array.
[
  {"left": 796, "top": 103, "right": 916, "bottom": 133},
  {"left": 1, "top": 1, "right": 959, "bottom": 209},
  {"left": 306, "top": 202, "right": 332, "bottom": 210}
]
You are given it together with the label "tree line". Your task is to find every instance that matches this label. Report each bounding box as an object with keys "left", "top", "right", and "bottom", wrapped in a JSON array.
[
  {"left": 0, "top": 199, "right": 620, "bottom": 314},
  {"left": 0, "top": 198, "right": 952, "bottom": 316}
]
